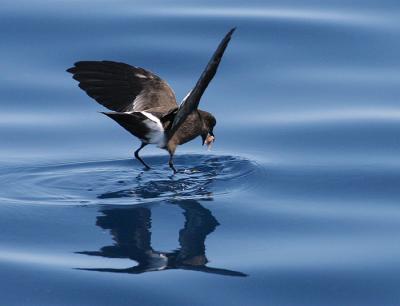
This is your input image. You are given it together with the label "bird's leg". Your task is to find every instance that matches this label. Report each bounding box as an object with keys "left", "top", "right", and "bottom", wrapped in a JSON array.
[
  {"left": 134, "top": 142, "right": 150, "bottom": 169},
  {"left": 168, "top": 153, "right": 177, "bottom": 174}
]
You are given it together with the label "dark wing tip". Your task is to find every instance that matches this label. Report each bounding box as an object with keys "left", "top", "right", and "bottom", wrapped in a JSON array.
[
  {"left": 223, "top": 27, "right": 236, "bottom": 43},
  {"left": 66, "top": 66, "right": 75, "bottom": 73},
  {"left": 228, "top": 27, "right": 236, "bottom": 36},
  {"left": 220, "top": 27, "right": 236, "bottom": 49},
  {"left": 66, "top": 61, "right": 85, "bottom": 73},
  {"left": 100, "top": 111, "right": 116, "bottom": 118}
]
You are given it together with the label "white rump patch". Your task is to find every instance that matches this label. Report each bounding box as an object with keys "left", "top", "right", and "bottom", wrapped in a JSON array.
[{"left": 141, "top": 111, "right": 165, "bottom": 147}]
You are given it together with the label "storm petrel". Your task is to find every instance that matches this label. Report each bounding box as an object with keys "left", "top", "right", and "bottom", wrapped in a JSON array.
[{"left": 67, "top": 28, "right": 235, "bottom": 173}]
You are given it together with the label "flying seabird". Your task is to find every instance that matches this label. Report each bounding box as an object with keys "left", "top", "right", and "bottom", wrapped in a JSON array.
[{"left": 67, "top": 28, "right": 235, "bottom": 173}]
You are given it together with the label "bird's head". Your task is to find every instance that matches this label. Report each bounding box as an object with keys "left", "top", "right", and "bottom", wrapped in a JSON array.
[{"left": 200, "top": 111, "right": 216, "bottom": 150}]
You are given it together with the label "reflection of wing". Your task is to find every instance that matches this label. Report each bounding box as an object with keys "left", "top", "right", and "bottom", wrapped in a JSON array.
[
  {"left": 77, "top": 265, "right": 247, "bottom": 277},
  {"left": 181, "top": 266, "right": 247, "bottom": 277},
  {"left": 169, "top": 28, "right": 235, "bottom": 136},
  {"left": 76, "top": 208, "right": 153, "bottom": 263},
  {"left": 76, "top": 267, "right": 150, "bottom": 274},
  {"left": 76, "top": 199, "right": 247, "bottom": 277},
  {"left": 177, "top": 200, "right": 219, "bottom": 261},
  {"left": 67, "top": 61, "right": 177, "bottom": 112}
]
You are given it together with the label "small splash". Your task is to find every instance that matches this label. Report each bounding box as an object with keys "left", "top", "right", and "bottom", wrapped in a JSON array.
[{"left": 0, "top": 155, "right": 258, "bottom": 206}]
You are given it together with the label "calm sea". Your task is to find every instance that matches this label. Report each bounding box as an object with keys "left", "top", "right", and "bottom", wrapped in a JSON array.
[{"left": 1, "top": 1, "right": 400, "bottom": 305}]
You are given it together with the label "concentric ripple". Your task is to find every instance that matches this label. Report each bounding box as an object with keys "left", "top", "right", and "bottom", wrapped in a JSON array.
[{"left": 0, "top": 155, "right": 259, "bottom": 206}]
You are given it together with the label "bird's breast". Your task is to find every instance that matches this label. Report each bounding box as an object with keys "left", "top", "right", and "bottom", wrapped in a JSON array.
[{"left": 168, "top": 113, "right": 204, "bottom": 146}]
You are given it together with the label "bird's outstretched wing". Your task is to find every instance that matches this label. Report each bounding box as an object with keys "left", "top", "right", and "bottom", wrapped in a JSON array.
[
  {"left": 168, "top": 28, "right": 236, "bottom": 136},
  {"left": 67, "top": 61, "right": 177, "bottom": 112}
]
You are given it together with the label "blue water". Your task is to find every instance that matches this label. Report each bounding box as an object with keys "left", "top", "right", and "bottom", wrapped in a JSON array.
[{"left": 2, "top": 0, "right": 400, "bottom": 305}]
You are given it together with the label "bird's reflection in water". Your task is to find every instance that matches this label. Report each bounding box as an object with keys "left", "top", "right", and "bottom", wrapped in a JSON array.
[{"left": 77, "top": 200, "right": 246, "bottom": 277}]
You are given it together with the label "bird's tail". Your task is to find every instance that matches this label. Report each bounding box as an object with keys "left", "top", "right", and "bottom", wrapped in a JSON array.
[{"left": 102, "top": 112, "right": 165, "bottom": 146}]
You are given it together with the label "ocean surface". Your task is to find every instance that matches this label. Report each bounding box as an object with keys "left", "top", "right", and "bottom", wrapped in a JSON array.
[{"left": 2, "top": 1, "right": 400, "bottom": 305}]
